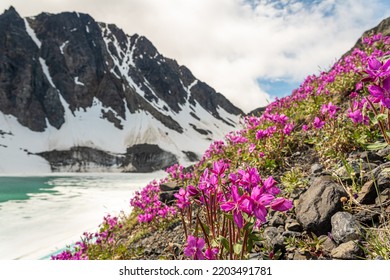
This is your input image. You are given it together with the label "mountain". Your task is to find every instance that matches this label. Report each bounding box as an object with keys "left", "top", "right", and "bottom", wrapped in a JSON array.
[{"left": 0, "top": 7, "right": 243, "bottom": 173}]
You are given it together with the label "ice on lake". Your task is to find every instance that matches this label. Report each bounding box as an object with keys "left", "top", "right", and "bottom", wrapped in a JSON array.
[{"left": 0, "top": 172, "right": 164, "bottom": 260}]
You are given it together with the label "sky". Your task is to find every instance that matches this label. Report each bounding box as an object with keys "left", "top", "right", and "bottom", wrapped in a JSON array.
[{"left": 0, "top": 0, "right": 389, "bottom": 113}]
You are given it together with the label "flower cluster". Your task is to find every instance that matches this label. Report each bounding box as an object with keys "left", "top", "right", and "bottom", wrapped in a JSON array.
[
  {"left": 166, "top": 164, "right": 193, "bottom": 181},
  {"left": 51, "top": 214, "right": 123, "bottom": 260},
  {"left": 53, "top": 33, "right": 389, "bottom": 261},
  {"left": 130, "top": 180, "right": 176, "bottom": 223},
  {"left": 175, "top": 160, "right": 292, "bottom": 259},
  {"left": 95, "top": 214, "right": 123, "bottom": 244},
  {"left": 183, "top": 235, "right": 219, "bottom": 260}
]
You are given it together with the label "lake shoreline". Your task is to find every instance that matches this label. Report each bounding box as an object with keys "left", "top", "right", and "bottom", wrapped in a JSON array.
[{"left": 0, "top": 172, "right": 164, "bottom": 260}]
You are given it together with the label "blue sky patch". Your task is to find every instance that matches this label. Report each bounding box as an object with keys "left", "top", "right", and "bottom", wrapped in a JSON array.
[{"left": 257, "top": 78, "right": 300, "bottom": 100}]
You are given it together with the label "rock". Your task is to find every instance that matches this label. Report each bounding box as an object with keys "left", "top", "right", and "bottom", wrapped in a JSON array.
[
  {"left": 262, "top": 227, "right": 285, "bottom": 252},
  {"left": 37, "top": 146, "right": 123, "bottom": 172},
  {"left": 377, "top": 168, "right": 390, "bottom": 191},
  {"left": 290, "top": 188, "right": 306, "bottom": 199},
  {"left": 159, "top": 181, "right": 180, "bottom": 192},
  {"left": 357, "top": 163, "right": 390, "bottom": 204},
  {"left": 123, "top": 144, "right": 178, "bottom": 172},
  {"left": 331, "top": 212, "right": 361, "bottom": 244},
  {"left": 354, "top": 208, "right": 381, "bottom": 227},
  {"left": 334, "top": 161, "right": 377, "bottom": 179},
  {"left": 377, "top": 145, "right": 390, "bottom": 158},
  {"left": 249, "top": 253, "right": 261, "bottom": 260},
  {"left": 282, "top": 231, "right": 302, "bottom": 238},
  {"left": 331, "top": 241, "right": 364, "bottom": 259},
  {"left": 293, "top": 252, "right": 313, "bottom": 260},
  {"left": 311, "top": 163, "right": 323, "bottom": 174},
  {"left": 376, "top": 188, "right": 390, "bottom": 205},
  {"left": 269, "top": 212, "right": 286, "bottom": 227},
  {"left": 356, "top": 180, "right": 378, "bottom": 204},
  {"left": 37, "top": 144, "right": 178, "bottom": 172},
  {"left": 159, "top": 191, "right": 176, "bottom": 205},
  {"left": 348, "top": 150, "right": 383, "bottom": 163},
  {"left": 366, "top": 162, "right": 390, "bottom": 186},
  {"left": 319, "top": 235, "right": 337, "bottom": 255},
  {"left": 285, "top": 220, "right": 302, "bottom": 232},
  {"left": 296, "top": 176, "right": 347, "bottom": 235}
]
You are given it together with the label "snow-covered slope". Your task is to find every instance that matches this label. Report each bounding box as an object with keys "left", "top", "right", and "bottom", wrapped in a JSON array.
[{"left": 0, "top": 7, "right": 243, "bottom": 173}]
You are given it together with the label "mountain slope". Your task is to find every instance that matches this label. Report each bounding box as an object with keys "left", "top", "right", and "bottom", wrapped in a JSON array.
[{"left": 0, "top": 7, "right": 243, "bottom": 173}]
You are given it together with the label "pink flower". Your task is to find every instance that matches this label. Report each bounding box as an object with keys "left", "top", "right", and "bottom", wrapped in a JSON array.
[
  {"left": 174, "top": 188, "right": 190, "bottom": 209},
  {"left": 368, "top": 76, "right": 390, "bottom": 108},
  {"left": 263, "top": 176, "right": 280, "bottom": 195},
  {"left": 366, "top": 57, "right": 390, "bottom": 82},
  {"left": 187, "top": 185, "right": 199, "bottom": 196},
  {"left": 184, "top": 236, "right": 205, "bottom": 260},
  {"left": 259, "top": 152, "right": 265, "bottom": 158},
  {"left": 212, "top": 160, "right": 228, "bottom": 176},
  {"left": 256, "top": 129, "right": 267, "bottom": 140},
  {"left": 248, "top": 143, "right": 256, "bottom": 153},
  {"left": 243, "top": 186, "right": 274, "bottom": 223},
  {"left": 205, "top": 247, "right": 219, "bottom": 260},
  {"left": 347, "top": 108, "right": 367, "bottom": 124},
  {"left": 302, "top": 124, "right": 309, "bottom": 131},
  {"left": 283, "top": 123, "right": 294, "bottom": 135},
  {"left": 313, "top": 117, "right": 325, "bottom": 129},
  {"left": 220, "top": 185, "right": 246, "bottom": 228},
  {"left": 350, "top": 91, "right": 359, "bottom": 99},
  {"left": 321, "top": 102, "right": 339, "bottom": 118},
  {"left": 270, "top": 197, "right": 293, "bottom": 212}
]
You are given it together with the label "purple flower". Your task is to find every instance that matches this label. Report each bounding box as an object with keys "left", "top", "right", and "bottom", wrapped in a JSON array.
[
  {"left": 368, "top": 76, "right": 390, "bottom": 108},
  {"left": 248, "top": 143, "right": 256, "bottom": 153},
  {"left": 259, "top": 152, "right": 265, "bottom": 158},
  {"left": 270, "top": 197, "right": 293, "bottom": 212},
  {"left": 220, "top": 185, "right": 246, "bottom": 228},
  {"left": 212, "top": 160, "right": 228, "bottom": 176},
  {"left": 313, "top": 117, "right": 325, "bottom": 129},
  {"left": 256, "top": 129, "right": 267, "bottom": 140},
  {"left": 366, "top": 57, "right": 390, "bottom": 82},
  {"left": 321, "top": 102, "right": 339, "bottom": 118},
  {"left": 187, "top": 185, "right": 199, "bottom": 196},
  {"left": 283, "top": 123, "right": 294, "bottom": 135},
  {"left": 302, "top": 124, "right": 309, "bottom": 131},
  {"left": 174, "top": 188, "right": 190, "bottom": 209},
  {"left": 243, "top": 186, "right": 274, "bottom": 223},
  {"left": 205, "top": 247, "right": 219, "bottom": 260},
  {"left": 347, "top": 108, "right": 368, "bottom": 125},
  {"left": 184, "top": 236, "right": 205, "bottom": 260},
  {"left": 263, "top": 176, "right": 280, "bottom": 195}
]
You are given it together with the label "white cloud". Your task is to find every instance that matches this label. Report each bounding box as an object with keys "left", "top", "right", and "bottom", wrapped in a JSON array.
[{"left": 0, "top": 0, "right": 389, "bottom": 112}]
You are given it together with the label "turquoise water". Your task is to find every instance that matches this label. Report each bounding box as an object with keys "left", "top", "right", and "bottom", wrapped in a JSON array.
[
  {"left": 0, "top": 173, "right": 164, "bottom": 259},
  {"left": 0, "top": 176, "right": 62, "bottom": 203}
]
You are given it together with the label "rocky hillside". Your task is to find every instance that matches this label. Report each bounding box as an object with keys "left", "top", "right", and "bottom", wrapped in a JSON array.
[
  {"left": 0, "top": 7, "right": 243, "bottom": 173},
  {"left": 51, "top": 17, "right": 390, "bottom": 260}
]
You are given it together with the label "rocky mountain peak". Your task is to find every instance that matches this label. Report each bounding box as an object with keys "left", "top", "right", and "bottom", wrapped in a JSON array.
[{"left": 0, "top": 7, "right": 243, "bottom": 173}]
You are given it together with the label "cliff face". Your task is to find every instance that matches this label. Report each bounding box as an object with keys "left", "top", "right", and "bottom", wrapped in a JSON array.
[{"left": 0, "top": 7, "right": 243, "bottom": 173}]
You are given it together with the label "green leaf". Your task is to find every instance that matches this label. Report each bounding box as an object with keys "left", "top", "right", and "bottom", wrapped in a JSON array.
[
  {"left": 202, "top": 223, "right": 210, "bottom": 235},
  {"left": 233, "top": 243, "right": 243, "bottom": 255},
  {"left": 248, "top": 234, "right": 263, "bottom": 242},
  {"left": 243, "top": 221, "right": 254, "bottom": 231},
  {"left": 211, "top": 239, "right": 219, "bottom": 248},
  {"left": 224, "top": 213, "right": 234, "bottom": 222},
  {"left": 376, "top": 113, "right": 387, "bottom": 122},
  {"left": 366, "top": 142, "right": 388, "bottom": 151},
  {"left": 368, "top": 111, "right": 377, "bottom": 124},
  {"left": 219, "top": 236, "right": 230, "bottom": 251},
  {"left": 247, "top": 239, "right": 254, "bottom": 253}
]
